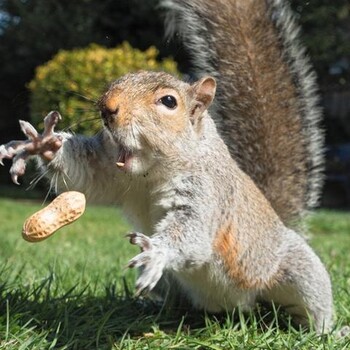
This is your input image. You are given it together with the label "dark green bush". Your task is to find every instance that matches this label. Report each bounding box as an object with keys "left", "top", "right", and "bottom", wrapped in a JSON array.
[{"left": 28, "top": 42, "right": 179, "bottom": 135}]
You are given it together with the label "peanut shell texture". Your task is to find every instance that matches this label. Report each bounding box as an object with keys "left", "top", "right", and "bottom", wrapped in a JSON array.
[{"left": 22, "top": 191, "right": 86, "bottom": 242}]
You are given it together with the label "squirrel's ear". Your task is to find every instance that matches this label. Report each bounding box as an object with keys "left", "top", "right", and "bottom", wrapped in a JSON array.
[{"left": 190, "top": 77, "right": 216, "bottom": 123}]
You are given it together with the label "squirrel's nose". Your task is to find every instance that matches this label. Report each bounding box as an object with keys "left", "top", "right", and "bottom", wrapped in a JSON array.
[{"left": 101, "top": 107, "right": 119, "bottom": 128}]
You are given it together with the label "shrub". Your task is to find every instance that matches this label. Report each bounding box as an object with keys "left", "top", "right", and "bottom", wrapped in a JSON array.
[{"left": 28, "top": 42, "right": 179, "bottom": 135}]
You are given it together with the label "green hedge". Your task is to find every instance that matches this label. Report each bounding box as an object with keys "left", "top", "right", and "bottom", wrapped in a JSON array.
[{"left": 28, "top": 42, "right": 179, "bottom": 135}]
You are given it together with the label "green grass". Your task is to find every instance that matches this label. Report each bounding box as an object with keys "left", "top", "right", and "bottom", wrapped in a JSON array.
[{"left": 0, "top": 197, "right": 350, "bottom": 349}]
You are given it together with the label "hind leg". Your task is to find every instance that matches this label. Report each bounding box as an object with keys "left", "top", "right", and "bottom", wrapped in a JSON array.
[{"left": 262, "top": 232, "right": 333, "bottom": 333}]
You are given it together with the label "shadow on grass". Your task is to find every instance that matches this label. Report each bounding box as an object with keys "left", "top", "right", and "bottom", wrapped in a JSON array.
[
  {"left": 0, "top": 274, "right": 293, "bottom": 349},
  {"left": 0, "top": 275, "right": 198, "bottom": 349}
]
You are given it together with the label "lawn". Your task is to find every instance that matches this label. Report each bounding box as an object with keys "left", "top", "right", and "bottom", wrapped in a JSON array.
[{"left": 0, "top": 196, "right": 349, "bottom": 349}]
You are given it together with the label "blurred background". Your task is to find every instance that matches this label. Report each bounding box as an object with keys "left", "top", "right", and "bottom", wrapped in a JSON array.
[{"left": 0, "top": 0, "right": 349, "bottom": 208}]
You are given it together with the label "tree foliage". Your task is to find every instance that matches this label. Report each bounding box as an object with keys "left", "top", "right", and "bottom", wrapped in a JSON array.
[
  {"left": 292, "top": 0, "right": 350, "bottom": 89},
  {"left": 28, "top": 42, "right": 179, "bottom": 135}
]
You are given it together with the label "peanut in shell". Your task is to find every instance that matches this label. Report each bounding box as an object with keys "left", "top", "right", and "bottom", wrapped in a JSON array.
[{"left": 22, "top": 191, "right": 86, "bottom": 242}]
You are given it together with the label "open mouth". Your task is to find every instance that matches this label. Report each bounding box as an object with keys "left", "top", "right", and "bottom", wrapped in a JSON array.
[{"left": 116, "top": 146, "right": 133, "bottom": 170}]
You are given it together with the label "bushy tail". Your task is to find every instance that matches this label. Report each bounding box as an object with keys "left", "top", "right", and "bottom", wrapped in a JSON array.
[{"left": 163, "top": 0, "right": 324, "bottom": 225}]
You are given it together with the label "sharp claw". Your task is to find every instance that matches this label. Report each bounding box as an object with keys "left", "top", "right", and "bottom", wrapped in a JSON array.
[
  {"left": 9, "top": 152, "right": 28, "bottom": 186},
  {"left": 19, "top": 120, "right": 38, "bottom": 140},
  {"left": 0, "top": 145, "right": 7, "bottom": 163},
  {"left": 43, "top": 111, "right": 62, "bottom": 137},
  {"left": 126, "top": 232, "right": 139, "bottom": 246},
  {"left": 135, "top": 285, "right": 148, "bottom": 297},
  {"left": 127, "top": 260, "right": 136, "bottom": 268},
  {"left": 50, "top": 110, "right": 62, "bottom": 119},
  {"left": 47, "top": 110, "right": 62, "bottom": 124},
  {"left": 11, "top": 174, "right": 20, "bottom": 185},
  {"left": 125, "top": 232, "right": 151, "bottom": 251},
  {"left": 126, "top": 232, "right": 137, "bottom": 244}
]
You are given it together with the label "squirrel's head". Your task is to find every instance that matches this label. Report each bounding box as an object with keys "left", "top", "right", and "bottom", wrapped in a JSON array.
[{"left": 98, "top": 71, "right": 216, "bottom": 175}]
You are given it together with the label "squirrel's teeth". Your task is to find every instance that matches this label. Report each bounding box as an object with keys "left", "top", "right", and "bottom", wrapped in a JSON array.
[{"left": 116, "top": 146, "right": 130, "bottom": 169}]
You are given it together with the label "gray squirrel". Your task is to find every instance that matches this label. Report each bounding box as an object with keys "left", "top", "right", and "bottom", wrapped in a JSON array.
[{"left": 0, "top": 0, "right": 333, "bottom": 333}]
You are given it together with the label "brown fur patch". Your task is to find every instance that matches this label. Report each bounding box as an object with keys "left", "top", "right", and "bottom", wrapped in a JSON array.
[
  {"left": 213, "top": 223, "right": 252, "bottom": 289},
  {"left": 103, "top": 90, "right": 131, "bottom": 128},
  {"left": 104, "top": 93, "right": 119, "bottom": 113},
  {"left": 213, "top": 220, "right": 279, "bottom": 290}
]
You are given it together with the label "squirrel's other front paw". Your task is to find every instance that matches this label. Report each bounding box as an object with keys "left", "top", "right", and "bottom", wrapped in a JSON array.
[{"left": 126, "top": 232, "right": 166, "bottom": 296}]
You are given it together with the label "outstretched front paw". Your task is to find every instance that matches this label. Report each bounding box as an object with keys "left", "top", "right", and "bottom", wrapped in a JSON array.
[
  {"left": 0, "top": 111, "right": 63, "bottom": 184},
  {"left": 126, "top": 232, "right": 167, "bottom": 296}
]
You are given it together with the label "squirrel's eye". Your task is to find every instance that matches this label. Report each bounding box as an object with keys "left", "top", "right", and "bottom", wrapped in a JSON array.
[{"left": 159, "top": 95, "right": 177, "bottom": 109}]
